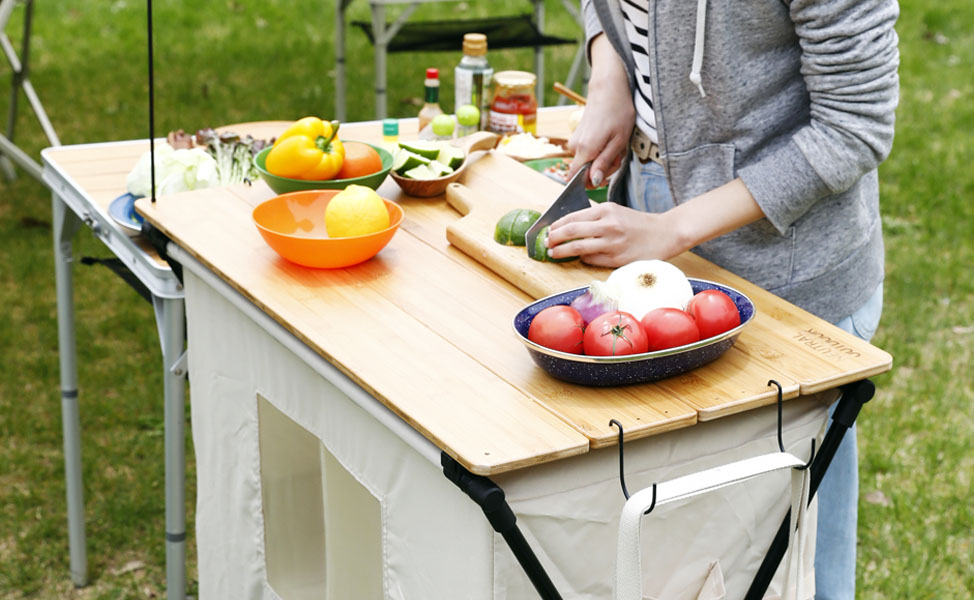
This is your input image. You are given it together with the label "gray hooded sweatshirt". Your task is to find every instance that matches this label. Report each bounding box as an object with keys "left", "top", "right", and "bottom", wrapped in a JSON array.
[{"left": 584, "top": 0, "right": 900, "bottom": 322}]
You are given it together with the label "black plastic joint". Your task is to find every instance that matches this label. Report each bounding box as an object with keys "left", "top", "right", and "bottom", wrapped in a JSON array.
[
  {"left": 833, "top": 379, "right": 875, "bottom": 429},
  {"left": 442, "top": 453, "right": 517, "bottom": 532}
]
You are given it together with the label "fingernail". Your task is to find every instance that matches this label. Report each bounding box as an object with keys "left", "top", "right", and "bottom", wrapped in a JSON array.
[{"left": 591, "top": 171, "right": 603, "bottom": 187}]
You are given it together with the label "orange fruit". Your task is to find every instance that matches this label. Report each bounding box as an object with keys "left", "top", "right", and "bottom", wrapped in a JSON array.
[{"left": 336, "top": 142, "right": 383, "bottom": 179}]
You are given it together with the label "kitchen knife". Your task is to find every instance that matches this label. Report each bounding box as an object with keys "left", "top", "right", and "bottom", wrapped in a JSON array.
[{"left": 525, "top": 162, "right": 592, "bottom": 260}]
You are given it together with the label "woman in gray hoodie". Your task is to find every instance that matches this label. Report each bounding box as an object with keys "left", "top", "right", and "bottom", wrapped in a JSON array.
[{"left": 546, "top": 0, "right": 900, "bottom": 597}]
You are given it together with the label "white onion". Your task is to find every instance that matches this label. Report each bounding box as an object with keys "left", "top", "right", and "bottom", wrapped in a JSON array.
[{"left": 606, "top": 260, "right": 694, "bottom": 320}]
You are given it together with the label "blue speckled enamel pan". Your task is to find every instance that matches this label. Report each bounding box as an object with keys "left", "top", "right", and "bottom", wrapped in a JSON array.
[{"left": 513, "top": 279, "right": 756, "bottom": 386}]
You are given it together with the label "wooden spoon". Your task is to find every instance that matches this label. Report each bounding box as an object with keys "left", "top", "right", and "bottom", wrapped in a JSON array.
[{"left": 390, "top": 131, "right": 499, "bottom": 198}]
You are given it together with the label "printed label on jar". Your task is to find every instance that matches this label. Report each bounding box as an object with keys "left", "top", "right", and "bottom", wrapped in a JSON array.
[{"left": 488, "top": 110, "right": 537, "bottom": 133}]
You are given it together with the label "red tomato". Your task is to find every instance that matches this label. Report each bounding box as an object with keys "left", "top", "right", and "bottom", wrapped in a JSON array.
[
  {"left": 583, "top": 311, "right": 649, "bottom": 356},
  {"left": 687, "top": 290, "right": 741, "bottom": 339},
  {"left": 640, "top": 307, "right": 701, "bottom": 351},
  {"left": 528, "top": 305, "right": 585, "bottom": 354},
  {"left": 336, "top": 141, "right": 383, "bottom": 179}
]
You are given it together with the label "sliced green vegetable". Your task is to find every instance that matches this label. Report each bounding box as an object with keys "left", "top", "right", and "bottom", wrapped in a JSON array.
[
  {"left": 530, "top": 225, "right": 579, "bottom": 262},
  {"left": 493, "top": 208, "right": 541, "bottom": 246}
]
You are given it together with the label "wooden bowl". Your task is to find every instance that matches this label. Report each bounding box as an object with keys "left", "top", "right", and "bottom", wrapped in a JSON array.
[
  {"left": 390, "top": 131, "right": 499, "bottom": 198},
  {"left": 252, "top": 189, "right": 403, "bottom": 269}
]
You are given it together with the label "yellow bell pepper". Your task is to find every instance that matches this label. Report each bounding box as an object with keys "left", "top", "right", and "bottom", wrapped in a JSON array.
[{"left": 266, "top": 117, "right": 346, "bottom": 180}]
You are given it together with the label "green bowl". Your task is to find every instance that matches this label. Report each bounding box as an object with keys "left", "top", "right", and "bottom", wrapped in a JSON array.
[
  {"left": 254, "top": 141, "right": 393, "bottom": 194},
  {"left": 523, "top": 157, "right": 608, "bottom": 203}
]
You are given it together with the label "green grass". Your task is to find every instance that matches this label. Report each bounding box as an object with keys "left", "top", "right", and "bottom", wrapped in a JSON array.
[{"left": 0, "top": 0, "right": 971, "bottom": 597}]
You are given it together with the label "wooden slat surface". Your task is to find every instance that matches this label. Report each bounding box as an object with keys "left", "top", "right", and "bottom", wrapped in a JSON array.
[{"left": 44, "top": 108, "right": 892, "bottom": 473}]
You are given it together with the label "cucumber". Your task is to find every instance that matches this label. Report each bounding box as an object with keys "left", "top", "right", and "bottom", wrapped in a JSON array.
[
  {"left": 493, "top": 208, "right": 541, "bottom": 246},
  {"left": 398, "top": 140, "right": 443, "bottom": 160},
  {"left": 530, "top": 225, "right": 579, "bottom": 262},
  {"left": 435, "top": 145, "right": 466, "bottom": 170},
  {"left": 392, "top": 149, "right": 430, "bottom": 175}
]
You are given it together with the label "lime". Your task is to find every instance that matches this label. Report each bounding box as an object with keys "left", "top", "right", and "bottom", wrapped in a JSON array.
[
  {"left": 403, "top": 164, "right": 437, "bottom": 180},
  {"left": 493, "top": 208, "right": 541, "bottom": 246},
  {"left": 435, "top": 145, "right": 465, "bottom": 170},
  {"left": 324, "top": 184, "right": 390, "bottom": 238},
  {"left": 431, "top": 114, "right": 456, "bottom": 138},
  {"left": 392, "top": 149, "right": 430, "bottom": 174},
  {"left": 398, "top": 140, "right": 442, "bottom": 160},
  {"left": 456, "top": 104, "right": 480, "bottom": 127},
  {"left": 427, "top": 160, "right": 454, "bottom": 177}
]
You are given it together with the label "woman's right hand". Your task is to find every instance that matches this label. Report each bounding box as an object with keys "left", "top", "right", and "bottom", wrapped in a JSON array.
[{"left": 567, "top": 34, "right": 635, "bottom": 188}]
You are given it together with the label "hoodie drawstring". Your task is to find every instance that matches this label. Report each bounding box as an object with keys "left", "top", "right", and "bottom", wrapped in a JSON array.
[{"left": 689, "top": 0, "right": 707, "bottom": 97}]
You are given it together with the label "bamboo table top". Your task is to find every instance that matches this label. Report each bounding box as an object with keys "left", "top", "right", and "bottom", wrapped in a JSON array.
[{"left": 43, "top": 107, "right": 892, "bottom": 475}]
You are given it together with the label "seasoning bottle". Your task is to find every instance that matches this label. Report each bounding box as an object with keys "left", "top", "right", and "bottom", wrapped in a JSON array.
[
  {"left": 489, "top": 70, "right": 538, "bottom": 135},
  {"left": 454, "top": 33, "right": 493, "bottom": 131},
  {"left": 418, "top": 68, "right": 444, "bottom": 132},
  {"left": 381, "top": 118, "right": 399, "bottom": 154}
]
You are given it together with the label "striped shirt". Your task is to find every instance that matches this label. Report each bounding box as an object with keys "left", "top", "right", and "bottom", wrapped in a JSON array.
[{"left": 620, "top": 0, "right": 658, "bottom": 143}]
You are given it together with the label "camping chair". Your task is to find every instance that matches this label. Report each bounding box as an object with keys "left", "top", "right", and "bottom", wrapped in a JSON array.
[{"left": 336, "top": 0, "right": 582, "bottom": 120}]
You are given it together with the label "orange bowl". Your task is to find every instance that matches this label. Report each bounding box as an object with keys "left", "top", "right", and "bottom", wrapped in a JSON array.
[{"left": 252, "top": 189, "right": 403, "bottom": 269}]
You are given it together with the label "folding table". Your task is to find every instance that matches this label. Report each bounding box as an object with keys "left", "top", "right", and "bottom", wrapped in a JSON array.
[
  {"left": 42, "top": 142, "right": 188, "bottom": 599},
  {"left": 132, "top": 108, "right": 892, "bottom": 598},
  {"left": 1, "top": 0, "right": 60, "bottom": 180}
]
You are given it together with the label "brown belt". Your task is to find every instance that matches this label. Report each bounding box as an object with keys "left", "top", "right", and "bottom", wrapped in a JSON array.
[{"left": 630, "top": 128, "right": 662, "bottom": 165}]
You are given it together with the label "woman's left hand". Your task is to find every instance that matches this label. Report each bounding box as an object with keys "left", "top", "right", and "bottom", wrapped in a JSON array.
[{"left": 545, "top": 203, "right": 685, "bottom": 267}]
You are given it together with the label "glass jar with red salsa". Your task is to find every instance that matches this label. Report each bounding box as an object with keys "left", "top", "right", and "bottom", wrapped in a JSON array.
[{"left": 488, "top": 70, "right": 537, "bottom": 135}]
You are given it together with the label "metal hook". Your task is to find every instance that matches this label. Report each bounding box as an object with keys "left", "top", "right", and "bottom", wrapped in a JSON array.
[
  {"left": 769, "top": 379, "right": 816, "bottom": 470},
  {"left": 797, "top": 439, "right": 816, "bottom": 471},
  {"left": 769, "top": 379, "right": 785, "bottom": 453},
  {"left": 609, "top": 419, "right": 656, "bottom": 514}
]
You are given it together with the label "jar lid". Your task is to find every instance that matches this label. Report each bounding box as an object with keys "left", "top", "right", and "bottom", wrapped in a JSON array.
[
  {"left": 426, "top": 67, "right": 439, "bottom": 79},
  {"left": 493, "top": 70, "right": 536, "bottom": 88},
  {"left": 382, "top": 118, "right": 399, "bottom": 136},
  {"left": 462, "top": 33, "right": 487, "bottom": 56}
]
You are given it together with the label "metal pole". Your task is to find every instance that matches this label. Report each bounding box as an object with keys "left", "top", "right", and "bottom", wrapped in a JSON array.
[
  {"left": 335, "top": 0, "right": 348, "bottom": 121},
  {"left": 152, "top": 295, "right": 187, "bottom": 600},
  {"left": 534, "top": 0, "right": 545, "bottom": 105},
  {"left": 52, "top": 194, "right": 87, "bottom": 587},
  {"left": 442, "top": 453, "right": 563, "bottom": 600},
  {"left": 372, "top": 3, "right": 387, "bottom": 120},
  {"left": 743, "top": 379, "right": 875, "bottom": 599}
]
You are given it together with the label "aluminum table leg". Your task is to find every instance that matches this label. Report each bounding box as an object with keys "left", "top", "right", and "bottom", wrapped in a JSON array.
[
  {"left": 152, "top": 295, "right": 187, "bottom": 600},
  {"left": 51, "top": 194, "right": 87, "bottom": 587}
]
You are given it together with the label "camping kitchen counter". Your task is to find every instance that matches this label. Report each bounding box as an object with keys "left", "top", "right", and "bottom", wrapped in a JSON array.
[{"left": 45, "top": 106, "right": 892, "bottom": 598}]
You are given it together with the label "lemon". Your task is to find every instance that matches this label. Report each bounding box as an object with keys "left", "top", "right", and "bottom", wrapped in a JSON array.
[{"left": 324, "top": 185, "right": 390, "bottom": 238}]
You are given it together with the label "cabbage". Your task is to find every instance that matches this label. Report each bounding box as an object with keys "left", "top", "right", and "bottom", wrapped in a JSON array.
[{"left": 126, "top": 144, "right": 220, "bottom": 198}]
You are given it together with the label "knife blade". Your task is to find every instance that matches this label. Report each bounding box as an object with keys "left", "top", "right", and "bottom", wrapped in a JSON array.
[{"left": 525, "top": 162, "right": 592, "bottom": 260}]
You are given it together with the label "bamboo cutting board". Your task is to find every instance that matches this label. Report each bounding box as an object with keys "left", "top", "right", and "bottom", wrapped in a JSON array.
[{"left": 444, "top": 152, "right": 616, "bottom": 298}]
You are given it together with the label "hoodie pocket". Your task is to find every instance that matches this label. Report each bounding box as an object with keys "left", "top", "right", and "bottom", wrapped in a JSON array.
[
  {"left": 666, "top": 143, "right": 797, "bottom": 290},
  {"left": 665, "top": 143, "right": 737, "bottom": 202}
]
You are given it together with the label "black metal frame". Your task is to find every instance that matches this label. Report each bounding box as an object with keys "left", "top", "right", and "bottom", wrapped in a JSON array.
[{"left": 442, "top": 378, "right": 875, "bottom": 599}]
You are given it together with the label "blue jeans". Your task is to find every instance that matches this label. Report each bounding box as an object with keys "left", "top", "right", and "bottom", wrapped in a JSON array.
[
  {"left": 815, "top": 283, "right": 882, "bottom": 599},
  {"left": 626, "top": 159, "right": 884, "bottom": 599}
]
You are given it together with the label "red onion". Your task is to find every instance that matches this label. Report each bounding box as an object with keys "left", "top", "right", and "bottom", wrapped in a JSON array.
[{"left": 570, "top": 280, "right": 620, "bottom": 326}]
